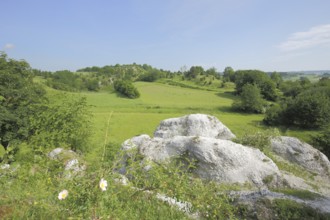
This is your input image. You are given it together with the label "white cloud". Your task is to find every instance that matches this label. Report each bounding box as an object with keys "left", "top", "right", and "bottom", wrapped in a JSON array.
[
  {"left": 279, "top": 24, "right": 330, "bottom": 51},
  {"left": 4, "top": 43, "right": 15, "bottom": 50}
]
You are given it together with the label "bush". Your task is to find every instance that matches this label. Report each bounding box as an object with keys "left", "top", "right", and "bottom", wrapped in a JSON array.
[
  {"left": 232, "top": 84, "right": 266, "bottom": 113},
  {"left": 273, "top": 199, "right": 329, "bottom": 220},
  {"left": 234, "top": 70, "right": 277, "bottom": 101},
  {"left": 114, "top": 80, "right": 140, "bottom": 99},
  {"left": 264, "top": 104, "right": 285, "bottom": 125},
  {"left": 234, "top": 128, "right": 280, "bottom": 151},
  {"left": 264, "top": 87, "right": 330, "bottom": 129},
  {"left": 29, "top": 95, "right": 91, "bottom": 152},
  {"left": 311, "top": 125, "right": 330, "bottom": 159},
  {"left": 283, "top": 88, "right": 330, "bottom": 128}
]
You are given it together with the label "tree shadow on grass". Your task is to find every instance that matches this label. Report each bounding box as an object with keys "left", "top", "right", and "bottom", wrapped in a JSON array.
[
  {"left": 215, "top": 91, "right": 237, "bottom": 100},
  {"left": 217, "top": 106, "right": 234, "bottom": 113},
  {"left": 248, "top": 120, "right": 267, "bottom": 128}
]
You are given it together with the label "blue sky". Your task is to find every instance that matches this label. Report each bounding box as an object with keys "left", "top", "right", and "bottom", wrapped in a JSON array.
[{"left": 1, "top": 0, "right": 330, "bottom": 72}]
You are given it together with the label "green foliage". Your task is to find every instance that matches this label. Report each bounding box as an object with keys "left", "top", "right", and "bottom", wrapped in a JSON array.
[
  {"left": 234, "top": 69, "right": 277, "bottom": 101},
  {"left": 46, "top": 70, "right": 80, "bottom": 91},
  {"left": 138, "top": 69, "right": 165, "bottom": 82},
  {"left": 46, "top": 70, "right": 100, "bottom": 92},
  {"left": 270, "top": 72, "right": 283, "bottom": 88},
  {"left": 232, "top": 83, "right": 266, "bottom": 113},
  {"left": 272, "top": 189, "right": 322, "bottom": 200},
  {"left": 114, "top": 149, "right": 237, "bottom": 219},
  {"left": 279, "top": 77, "right": 312, "bottom": 98},
  {"left": 0, "top": 149, "right": 189, "bottom": 219},
  {"left": 85, "top": 78, "right": 100, "bottom": 91},
  {"left": 205, "top": 67, "right": 219, "bottom": 78},
  {"left": 29, "top": 95, "right": 91, "bottom": 152},
  {"left": 77, "top": 63, "right": 170, "bottom": 83},
  {"left": 265, "top": 150, "right": 317, "bottom": 181},
  {"left": 311, "top": 124, "right": 330, "bottom": 158},
  {"left": 262, "top": 175, "right": 274, "bottom": 185},
  {"left": 317, "top": 77, "right": 330, "bottom": 87},
  {"left": 267, "top": 87, "right": 330, "bottom": 129},
  {"left": 236, "top": 198, "right": 330, "bottom": 220},
  {"left": 114, "top": 80, "right": 140, "bottom": 99},
  {"left": 234, "top": 128, "right": 280, "bottom": 151},
  {"left": 0, "top": 53, "right": 46, "bottom": 150},
  {"left": 272, "top": 199, "right": 329, "bottom": 220},
  {"left": 263, "top": 104, "right": 285, "bottom": 125},
  {"left": 223, "top": 66, "right": 235, "bottom": 82},
  {"left": 265, "top": 85, "right": 330, "bottom": 129},
  {"left": 287, "top": 88, "right": 330, "bottom": 128},
  {"left": 185, "top": 66, "right": 204, "bottom": 79}
]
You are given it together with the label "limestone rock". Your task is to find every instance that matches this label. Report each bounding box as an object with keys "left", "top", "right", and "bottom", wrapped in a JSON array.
[
  {"left": 121, "top": 134, "right": 151, "bottom": 151},
  {"left": 270, "top": 136, "right": 330, "bottom": 176},
  {"left": 48, "top": 148, "right": 86, "bottom": 178},
  {"left": 122, "top": 135, "right": 281, "bottom": 187},
  {"left": 154, "top": 114, "right": 236, "bottom": 140}
]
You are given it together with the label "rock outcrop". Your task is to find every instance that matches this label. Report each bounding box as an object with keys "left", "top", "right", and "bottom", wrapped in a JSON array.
[
  {"left": 121, "top": 114, "right": 281, "bottom": 187},
  {"left": 154, "top": 114, "right": 236, "bottom": 140},
  {"left": 48, "top": 148, "right": 86, "bottom": 178},
  {"left": 121, "top": 114, "right": 330, "bottom": 190},
  {"left": 271, "top": 136, "right": 330, "bottom": 176},
  {"left": 122, "top": 135, "right": 281, "bottom": 187}
]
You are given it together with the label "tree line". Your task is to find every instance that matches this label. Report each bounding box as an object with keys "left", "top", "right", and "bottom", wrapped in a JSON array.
[{"left": 224, "top": 67, "right": 330, "bottom": 157}]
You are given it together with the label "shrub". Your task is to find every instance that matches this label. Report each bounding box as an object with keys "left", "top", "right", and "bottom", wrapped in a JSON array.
[
  {"left": 232, "top": 84, "right": 266, "bottom": 113},
  {"left": 29, "top": 95, "right": 91, "bottom": 152},
  {"left": 311, "top": 125, "right": 330, "bottom": 159},
  {"left": 234, "top": 128, "right": 280, "bottom": 151},
  {"left": 114, "top": 80, "right": 140, "bottom": 99}
]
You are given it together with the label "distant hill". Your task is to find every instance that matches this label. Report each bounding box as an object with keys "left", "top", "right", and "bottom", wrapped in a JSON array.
[{"left": 287, "top": 70, "right": 330, "bottom": 75}]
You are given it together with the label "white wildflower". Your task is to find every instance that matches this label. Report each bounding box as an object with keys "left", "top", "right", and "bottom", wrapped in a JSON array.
[
  {"left": 58, "top": 190, "right": 68, "bottom": 200},
  {"left": 99, "top": 178, "right": 108, "bottom": 191}
]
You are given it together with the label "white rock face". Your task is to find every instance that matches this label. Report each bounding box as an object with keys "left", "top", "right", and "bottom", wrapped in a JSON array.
[
  {"left": 271, "top": 136, "right": 330, "bottom": 176},
  {"left": 122, "top": 114, "right": 281, "bottom": 187},
  {"left": 154, "top": 114, "right": 236, "bottom": 140},
  {"left": 123, "top": 135, "right": 280, "bottom": 187},
  {"left": 121, "top": 135, "right": 151, "bottom": 151}
]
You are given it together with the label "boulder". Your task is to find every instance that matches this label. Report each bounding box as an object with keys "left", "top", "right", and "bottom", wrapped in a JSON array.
[
  {"left": 48, "top": 148, "right": 86, "bottom": 178},
  {"left": 154, "top": 114, "right": 236, "bottom": 140},
  {"left": 122, "top": 134, "right": 281, "bottom": 187},
  {"left": 270, "top": 136, "right": 330, "bottom": 176}
]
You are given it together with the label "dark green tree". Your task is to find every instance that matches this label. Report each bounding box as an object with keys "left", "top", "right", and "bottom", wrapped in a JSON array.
[
  {"left": 311, "top": 124, "right": 330, "bottom": 158},
  {"left": 0, "top": 53, "right": 46, "bottom": 150},
  {"left": 234, "top": 70, "right": 277, "bottom": 101},
  {"left": 270, "top": 72, "right": 283, "bottom": 88},
  {"left": 185, "top": 66, "right": 204, "bottom": 79},
  {"left": 223, "top": 66, "right": 235, "bottom": 82},
  {"left": 86, "top": 78, "right": 100, "bottom": 91},
  {"left": 265, "top": 87, "right": 330, "bottom": 128},
  {"left": 288, "top": 88, "right": 330, "bottom": 128},
  {"left": 206, "top": 67, "right": 218, "bottom": 77},
  {"left": 232, "top": 84, "right": 266, "bottom": 113},
  {"left": 114, "top": 80, "right": 140, "bottom": 99}
]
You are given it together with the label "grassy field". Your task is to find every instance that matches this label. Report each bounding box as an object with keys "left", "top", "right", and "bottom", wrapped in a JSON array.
[
  {"left": 83, "top": 82, "right": 264, "bottom": 150},
  {"left": 1, "top": 80, "right": 325, "bottom": 219}
]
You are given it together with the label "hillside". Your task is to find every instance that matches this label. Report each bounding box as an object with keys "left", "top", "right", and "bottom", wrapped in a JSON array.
[{"left": 1, "top": 55, "right": 330, "bottom": 219}]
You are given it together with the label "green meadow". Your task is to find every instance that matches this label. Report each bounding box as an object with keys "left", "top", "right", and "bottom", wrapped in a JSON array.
[
  {"left": 1, "top": 78, "right": 325, "bottom": 219},
  {"left": 84, "top": 82, "right": 264, "bottom": 150}
]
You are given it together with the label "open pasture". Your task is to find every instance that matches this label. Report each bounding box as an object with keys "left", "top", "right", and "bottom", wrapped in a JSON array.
[{"left": 83, "top": 82, "right": 264, "bottom": 151}]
